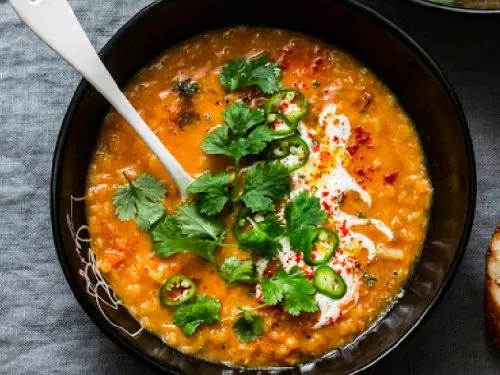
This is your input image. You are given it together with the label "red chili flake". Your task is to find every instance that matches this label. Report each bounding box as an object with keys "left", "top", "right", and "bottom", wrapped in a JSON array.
[
  {"left": 322, "top": 201, "right": 332, "bottom": 212},
  {"left": 354, "top": 126, "right": 371, "bottom": 144},
  {"left": 321, "top": 191, "right": 329, "bottom": 197},
  {"left": 384, "top": 172, "right": 399, "bottom": 185},
  {"left": 346, "top": 144, "right": 358, "bottom": 156},
  {"left": 332, "top": 136, "right": 339, "bottom": 143},
  {"left": 295, "top": 252, "right": 303, "bottom": 263},
  {"left": 356, "top": 168, "right": 366, "bottom": 176},
  {"left": 339, "top": 220, "right": 349, "bottom": 237},
  {"left": 312, "top": 143, "right": 320, "bottom": 153}
]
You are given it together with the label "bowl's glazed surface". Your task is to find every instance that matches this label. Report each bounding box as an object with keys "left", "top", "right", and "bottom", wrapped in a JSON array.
[
  {"left": 51, "top": 0, "right": 475, "bottom": 373},
  {"left": 407, "top": 0, "right": 500, "bottom": 12}
]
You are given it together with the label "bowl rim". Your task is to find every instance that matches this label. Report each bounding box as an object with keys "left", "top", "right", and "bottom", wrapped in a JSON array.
[
  {"left": 50, "top": 0, "right": 476, "bottom": 373},
  {"left": 405, "top": 0, "right": 500, "bottom": 13}
]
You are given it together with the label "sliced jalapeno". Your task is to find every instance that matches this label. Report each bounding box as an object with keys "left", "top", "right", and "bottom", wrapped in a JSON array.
[
  {"left": 265, "top": 90, "right": 308, "bottom": 126},
  {"left": 304, "top": 229, "right": 339, "bottom": 265},
  {"left": 159, "top": 275, "right": 196, "bottom": 306},
  {"left": 313, "top": 265, "right": 346, "bottom": 300},
  {"left": 267, "top": 136, "right": 310, "bottom": 172},
  {"left": 265, "top": 113, "right": 296, "bottom": 136}
]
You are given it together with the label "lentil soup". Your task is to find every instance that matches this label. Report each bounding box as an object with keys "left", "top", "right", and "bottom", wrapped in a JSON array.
[{"left": 86, "top": 27, "right": 432, "bottom": 367}]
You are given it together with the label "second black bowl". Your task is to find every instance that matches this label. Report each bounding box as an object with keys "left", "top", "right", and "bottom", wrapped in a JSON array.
[{"left": 51, "top": 0, "right": 476, "bottom": 373}]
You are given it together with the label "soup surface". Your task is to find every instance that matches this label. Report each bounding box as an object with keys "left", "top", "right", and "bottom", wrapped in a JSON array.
[{"left": 86, "top": 27, "right": 432, "bottom": 367}]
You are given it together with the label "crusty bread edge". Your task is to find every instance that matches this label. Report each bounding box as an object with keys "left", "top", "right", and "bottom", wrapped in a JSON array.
[{"left": 485, "top": 225, "right": 500, "bottom": 347}]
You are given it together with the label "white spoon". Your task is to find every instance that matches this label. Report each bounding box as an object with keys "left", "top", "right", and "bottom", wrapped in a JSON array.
[{"left": 11, "top": 0, "right": 194, "bottom": 198}]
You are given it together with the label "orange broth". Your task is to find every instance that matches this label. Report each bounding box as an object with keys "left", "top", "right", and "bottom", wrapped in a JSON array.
[{"left": 85, "top": 27, "right": 432, "bottom": 367}]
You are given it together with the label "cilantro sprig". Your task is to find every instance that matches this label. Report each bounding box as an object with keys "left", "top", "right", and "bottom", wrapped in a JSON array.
[
  {"left": 112, "top": 173, "right": 166, "bottom": 230},
  {"left": 220, "top": 257, "right": 256, "bottom": 285},
  {"left": 220, "top": 54, "right": 282, "bottom": 95},
  {"left": 232, "top": 310, "right": 264, "bottom": 342},
  {"left": 151, "top": 203, "right": 225, "bottom": 264},
  {"left": 202, "top": 103, "right": 272, "bottom": 166},
  {"left": 238, "top": 213, "right": 284, "bottom": 259},
  {"left": 186, "top": 172, "right": 231, "bottom": 215},
  {"left": 173, "top": 295, "right": 221, "bottom": 336},
  {"left": 261, "top": 266, "right": 318, "bottom": 316},
  {"left": 285, "top": 192, "right": 328, "bottom": 253},
  {"left": 240, "top": 162, "right": 290, "bottom": 212},
  {"left": 192, "top": 102, "right": 289, "bottom": 216}
]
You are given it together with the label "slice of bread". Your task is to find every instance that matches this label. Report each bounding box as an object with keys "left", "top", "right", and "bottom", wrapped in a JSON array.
[{"left": 485, "top": 225, "right": 500, "bottom": 347}]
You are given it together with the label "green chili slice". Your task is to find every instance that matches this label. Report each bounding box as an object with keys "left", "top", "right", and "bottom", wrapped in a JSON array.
[
  {"left": 265, "top": 89, "right": 308, "bottom": 125},
  {"left": 267, "top": 135, "right": 310, "bottom": 172},
  {"left": 265, "top": 113, "right": 296, "bottom": 136},
  {"left": 159, "top": 275, "right": 196, "bottom": 306},
  {"left": 304, "top": 228, "right": 339, "bottom": 265},
  {"left": 313, "top": 265, "right": 346, "bottom": 299}
]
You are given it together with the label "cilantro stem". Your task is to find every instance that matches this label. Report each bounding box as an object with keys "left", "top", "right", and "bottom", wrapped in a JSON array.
[
  {"left": 221, "top": 304, "right": 268, "bottom": 321},
  {"left": 232, "top": 162, "right": 241, "bottom": 201},
  {"left": 123, "top": 171, "right": 134, "bottom": 186},
  {"left": 217, "top": 242, "right": 240, "bottom": 249}
]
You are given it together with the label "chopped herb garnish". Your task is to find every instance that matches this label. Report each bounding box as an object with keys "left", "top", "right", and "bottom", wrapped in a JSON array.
[
  {"left": 361, "top": 270, "right": 377, "bottom": 287},
  {"left": 356, "top": 212, "right": 367, "bottom": 219},
  {"left": 172, "top": 78, "right": 199, "bottom": 98},
  {"left": 261, "top": 267, "right": 318, "bottom": 316},
  {"left": 312, "top": 80, "right": 321, "bottom": 88},
  {"left": 181, "top": 111, "right": 199, "bottom": 126},
  {"left": 220, "top": 257, "right": 255, "bottom": 285},
  {"left": 112, "top": 173, "right": 166, "bottom": 230},
  {"left": 220, "top": 54, "right": 282, "bottom": 94},
  {"left": 232, "top": 310, "right": 264, "bottom": 342},
  {"left": 173, "top": 295, "right": 221, "bottom": 336},
  {"left": 392, "top": 271, "right": 399, "bottom": 279}
]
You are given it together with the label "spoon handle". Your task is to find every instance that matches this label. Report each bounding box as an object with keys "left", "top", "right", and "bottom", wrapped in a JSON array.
[{"left": 11, "top": 0, "right": 193, "bottom": 197}]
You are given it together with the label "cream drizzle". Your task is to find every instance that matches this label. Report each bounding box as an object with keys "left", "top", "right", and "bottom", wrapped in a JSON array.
[{"left": 282, "top": 104, "right": 393, "bottom": 328}]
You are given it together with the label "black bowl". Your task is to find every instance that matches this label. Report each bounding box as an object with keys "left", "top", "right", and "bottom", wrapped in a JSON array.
[
  {"left": 51, "top": 0, "right": 476, "bottom": 373},
  {"left": 405, "top": 0, "right": 500, "bottom": 13}
]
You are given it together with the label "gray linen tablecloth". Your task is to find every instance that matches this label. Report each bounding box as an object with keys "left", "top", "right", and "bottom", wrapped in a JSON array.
[{"left": 0, "top": 0, "right": 499, "bottom": 373}]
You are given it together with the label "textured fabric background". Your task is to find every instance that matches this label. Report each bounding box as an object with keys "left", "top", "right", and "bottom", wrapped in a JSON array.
[{"left": 0, "top": 0, "right": 499, "bottom": 374}]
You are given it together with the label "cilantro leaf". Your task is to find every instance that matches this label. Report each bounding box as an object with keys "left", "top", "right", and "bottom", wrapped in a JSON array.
[
  {"left": 240, "top": 163, "right": 290, "bottom": 212},
  {"left": 233, "top": 311, "right": 264, "bottom": 342},
  {"left": 285, "top": 192, "right": 328, "bottom": 252},
  {"left": 223, "top": 102, "right": 266, "bottom": 136},
  {"left": 173, "top": 296, "right": 221, "bottom": 336},
  {"left": 112, "top": 173, "right": 166, "bottom": 230},
  {"left": 176, "top": 203, "right": 225, "bottom": 240},
  {"left": 261, "top": 267, "right": 318, "bottom": 316},
  {"left": 187, "top": 172, "right": 231, "bottom": 215},
  {"left": 238, "top": 214, "right": 284, "bottom": 259},
  {"left": 220, "top": 257, "right": 255, "bottom": 285},
  {"left": 220, "top": 55, "right": 283, "bottom": 94},
  {"left": 151, "top": 203, "right": 225, "bottom": 263},
  {"left": 202, "top": 103, "right": 272, "bottom": 165},
  {"left": 151, "top": 216, "right": 218, "bottom": 263}
]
